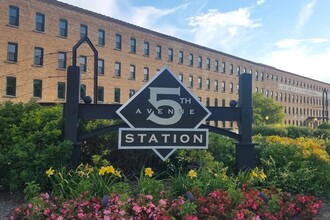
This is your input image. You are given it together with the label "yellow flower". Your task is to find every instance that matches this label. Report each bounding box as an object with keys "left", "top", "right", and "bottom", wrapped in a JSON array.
[
  {"left": 145, "top": 167, "right": 154, "bottom": 177},
  {"left": 99, "top": 166, "right": 107, "bottom": 176},
  {"left": 260, "top": 171, "right": 267, "bottom": 180},
  {"left": 188, "top": 169, "right": 197, "bottom": 178},
  {"left": 250, "top": 170, "right": 258, "bottom": 178},
  {"left": 105, "top": 165, "right": 115, "bottom": 174},
  {"left": 46, "top": 167, "right": 55, "bottom": 177},
  {"left": 84, "top": 163, "right": 93, "bottom": 174},
  {"left": 114, "top": 170, "right": 122, "bottom": 177}
]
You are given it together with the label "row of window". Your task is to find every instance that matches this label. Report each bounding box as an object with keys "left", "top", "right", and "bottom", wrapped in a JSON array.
[
  {"left": 256, "top": 87, "right": 323, "bottom": 106},
  {"left": 8, "top": 4, "right": 326, "bottom": 93},
  {"left": 284, "top": 106, "right": 322, "bottom": 117}
]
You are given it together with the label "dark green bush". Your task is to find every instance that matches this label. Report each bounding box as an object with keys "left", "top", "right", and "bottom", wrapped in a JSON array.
[
  {"left": 318, "top": 122, "right": 330, "bottom": 129},
  {"left": 252, "top": 125, "right": 288, "bottom": 136},
  {"left": 286, "top": 126, "right": 313, "bottom": 138},
  {"left": 0, "top": 102, "right": 72, "bottom": 191}
]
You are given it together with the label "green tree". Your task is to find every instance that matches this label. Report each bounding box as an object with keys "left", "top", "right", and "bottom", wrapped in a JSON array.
[{"left": 252, "top": 93, "right": 285, "bottom": 126}]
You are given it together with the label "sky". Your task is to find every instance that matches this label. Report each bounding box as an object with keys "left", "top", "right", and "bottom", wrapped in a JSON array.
[{"left": 59, "top": 0, "right": 330, "bottom": 83}]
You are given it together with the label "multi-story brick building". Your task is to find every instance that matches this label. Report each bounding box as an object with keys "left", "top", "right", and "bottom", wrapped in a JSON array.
[{"left": 1, "top": 0, "right": 329, "bottom": 128}]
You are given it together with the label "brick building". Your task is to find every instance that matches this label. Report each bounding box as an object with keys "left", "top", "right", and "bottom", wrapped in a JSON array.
[{"left": 1, "top": 0, "right": 329, "bottom": 128}]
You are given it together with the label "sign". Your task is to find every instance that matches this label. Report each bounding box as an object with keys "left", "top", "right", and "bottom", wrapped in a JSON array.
[{"left": 116, "top": 67, "right": 211, "bottom": 160}]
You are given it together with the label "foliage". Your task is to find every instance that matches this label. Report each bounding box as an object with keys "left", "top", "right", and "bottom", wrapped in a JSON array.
[
  {"left": 286, "top": 126, "right": 313, "bottom": 138},
  {"left": 254, "top": 135, "right": 330, "bottom": 197},
  {"left": 0, "top": 101, "right": 72, "bottom": 191},
  {"left": 318, "top": 122, "right": 330, "bottom": 129},
  {"left": 252, "top": 125, "right": 288, "bottom": 137},
  {"left": 48, "top": 155, "right": 128, "bottom": 200},
  {"left": 11, "top": 187, "right": 323, "bottom": 219},
  {"left": 252, "top": 93, "right": 285, "bottom": 126}
]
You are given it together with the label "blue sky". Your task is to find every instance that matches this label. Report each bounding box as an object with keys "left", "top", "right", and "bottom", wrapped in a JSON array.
[{"left": 59, "top": 0, "right": 330, "bottom": 83}]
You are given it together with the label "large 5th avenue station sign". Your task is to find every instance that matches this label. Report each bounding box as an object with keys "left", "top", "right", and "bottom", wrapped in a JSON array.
[{"left": 116, "top": 68, "right": 211, "bottom": 160}]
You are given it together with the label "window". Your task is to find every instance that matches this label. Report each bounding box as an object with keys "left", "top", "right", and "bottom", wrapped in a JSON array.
[
  {"left": 206, "top": 78, "right": 210, "bottom": 90},
  {"left": 79, "top": 56, "right": 87, "bottom": 72},
  {"left": 114, "top": 62, "right": 121, "bottom": 77},
  {"left": 189, "top": 75, "right": 193, "bottom": 88},
  {"left": 214, "top": 60, "right": 219, "bottom": 71},
  {"left": 206, "top": 97, "right": 210, "bottom": 106},
  {"left": 230, "top": 82, "right": 234, "bottom": 93},
  {"left": 144, "top": 41, "right": 149, "bottom": 56},
  {"left": 144, "top": 67, "right": 149, "bottom": 81},
  {"left": 168, "top": 48, "right": 173, "bottom": 61},
  {"left": 214, "top": 80, "right": 218, "bottom": 91},
  {"left": 115, "top": 34, "right": 121, "bottom": 49},
  {"left": 255, "top": 71, "right": 258, "bottom": 81},
  {"left": 206, "top": 58, "right": 210, "bottom": 70},
  {"left": 129, "top": 89, "right": 135, "bottom": 98},
  {"left": 97, "top": 86, "right": 104, "bottom": 102},
  {"left": 130, "top": 38, "right": 136, "bottom": 53},
  {"left": 9, "top": 6, "right": 19, "bottom": 26},
  {"left": 178, "top": 51, "right": 183, "bottom": 64},
  {"left": 7, "top": 42, "right": 18, "bottom": 62},
  {"left": 197, "top": 77, "right": 202, "bottom": 89},
  {"left": 59, "top": 19, "right": 68, "bottom": 37},
  {"left": 222, "top": 81, "right": 226, "bottom": 92},
  {"left": 58, "top": 52, "right": 66, "bottom": 69},
  {"left": 98, "top": 29, "right": 105, "bottom": 46},
  {"left": 33, "top": 79, "right": 42, "bottom": 98},
  {"left": 130, "top": 65, "right": 135, "bottom": 79},
  {"left": 98, "top": 59, "right": 104, "bottom": 75},
  {"left": 57, "top": 82, "right": 65, "bottom": 99},
  {"left": 243, "top": 67, "right": 247, "bottom": 74},
  {"left": 179, "top": 73, "right": 183, "bottom": 82},
  {"left": 222, "top": 99, "right": 226, "bottom": 107},
  {"left": 114, "top": 88, "right": 121, "bottom": 103},
  {"left": 230, "top": 64, "right": 233, "bottom": 74},
  {"left": 80, "top": 84, "right": 86, "bottom": 100},
  {"left": 189, "top": 54, "right": 193, "bottom": 66},
  {"left": 198, "top": 56, "right": 202, "bottom": 68},
  {"left": 261, "top": 72, "right": 264, "bottom": 81},
  {"left": 222, "top": 62, "right": 226, "bottom": 73},
  {"left": 35, "top": 12, "right": 45, "bottom": 32},
  {"left": 6, "top": 77, "right": 16, "bottom": 96},
  {"left": 156, "top": 45, "right": 162, "bottom": 59},
  {"left": 34, "top": 47, "right": 43, "bottom": 66},
  {"left": 237, "top": 66, "right": 240, "bottom": 76},
  {"left": 80, "top": 24, "right": 88, "bottom": 39},
  {"left": 214, "top": 98, "right": 218, "bottom": 107}
]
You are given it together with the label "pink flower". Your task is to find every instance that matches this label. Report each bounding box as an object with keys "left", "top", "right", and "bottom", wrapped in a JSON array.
[
  {"left": 15, "top": 207, "right": 21, "bottom": 213},
  {"left": 159, "top": 199, "right": 167, "bottom": 206},
  {"left": 28, "top": 203, "right": 33, "bottom": 208},
  {"left": 132, "top": 205, "right": 142, "bottom": 213},
  {"left": 43, "top": 208, "right": 51, "bottom": 215},
  {"left": 145, "top": 195, "right": 153, "bottom": 200},
  {"left": 253, "top": 216, "right": 260, "bottom": 220},
  {"left": 77, "top": 213, "right": 85, "bottom": 219}
]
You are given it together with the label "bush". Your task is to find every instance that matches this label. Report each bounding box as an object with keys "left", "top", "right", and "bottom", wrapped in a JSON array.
[
  {"left": 0, "top": 102, "right": 72, "bottom": 191},
  {"left": 286, "top": 126, "right": 313, "bottom": 138},
  {"left": 252, "top": 125, "right": 288, "bottom": 136}
]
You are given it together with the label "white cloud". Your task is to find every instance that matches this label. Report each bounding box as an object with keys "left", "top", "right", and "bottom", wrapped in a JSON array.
[
  {"left": 295, "top": 0, "right": 316, "bottom": 31},
  {"left": 276, "top": 38, "right": 328, "bottom": 49},
  {"left": 261, "top": 39, "right": 330, "bottom": 82},
  {"left": 256, "top": 0, "right": 266, "bottom": 6},
  {"left": 188, "top": 8, "right": 261, "bottom": 52}
]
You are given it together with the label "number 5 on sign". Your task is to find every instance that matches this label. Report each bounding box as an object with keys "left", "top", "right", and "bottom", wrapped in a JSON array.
[{"left": 148, "top": 87, "right": 182, "bottom": 125}]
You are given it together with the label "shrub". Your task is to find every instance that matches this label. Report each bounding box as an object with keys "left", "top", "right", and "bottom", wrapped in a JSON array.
[
  {"left": 252, "top": 125, "right": 288, "bottom": 136},
  {"left": 0, "top": 102, "right": 72, "bottom": 191},
  {"left": 286, "top": 126, "right": 313, "bottom": 138}
]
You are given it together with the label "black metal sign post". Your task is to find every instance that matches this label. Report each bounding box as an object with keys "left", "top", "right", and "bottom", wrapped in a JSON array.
[{"left": 64, "top": 42, "right": 254, "bottom": 170}]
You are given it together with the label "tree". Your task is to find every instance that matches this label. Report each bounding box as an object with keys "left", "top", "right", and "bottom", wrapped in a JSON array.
[{"left": 252, "top": 93, "right": 285, "bottom": 126}]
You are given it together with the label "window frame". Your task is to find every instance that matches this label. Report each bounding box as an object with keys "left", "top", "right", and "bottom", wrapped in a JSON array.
[
  {"left": 34, "top": 47, "right": 44, "bottom": 66},
  {"left": 6, "top": 76, "right": 16, "bottom": 96},
  {"left": 9, "top": 5, "right": 19, "bottom": 26},
  {"left": 57, "top": 82, "right": 66, "bottom": 99},
  {"left": 98, "top": 29, "right": 105, "bottom": 46},
  {"left": 58, "top": 52, "right": 67, "bottom": 69},
  {"left": 115, "top": 34, "right": 122, "bottom": 50},
  {"left": 33, "top": 79, "right": 43, "bottom": 98},
  {"left": 80, "top": 24, "right": 88, "bottom": 39},
  {"left": 7, "top": 42, "right": 18, "bottom": 62},
  {"left": 98, "top": 59, "right": 104, "bottom": 75},
  {"left": 35, "top": 12, "right": 45, "bottom": 32},
  {"left": 59, "top": 19, "right": 68, "bottom": 37},
  {"left": 130, "top": 37, "right": 136, "bottom": 53},
  {"left": 79, "top": 55, "right": 87, "bottom": 72}
]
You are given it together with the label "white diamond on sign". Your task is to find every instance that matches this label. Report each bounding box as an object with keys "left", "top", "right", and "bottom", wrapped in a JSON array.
[{"left": 116, "top": 67, "right": 211, "bottom": 160}]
